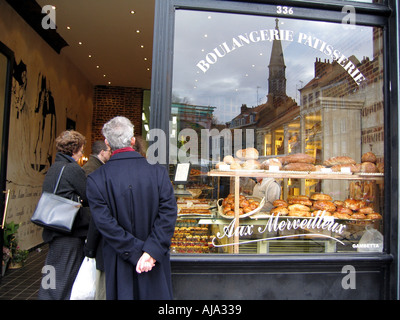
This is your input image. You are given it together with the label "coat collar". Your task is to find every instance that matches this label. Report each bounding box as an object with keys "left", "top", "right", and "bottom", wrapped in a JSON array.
[{"left": 109, "top": 150, "right": 143, "bottom": 161}]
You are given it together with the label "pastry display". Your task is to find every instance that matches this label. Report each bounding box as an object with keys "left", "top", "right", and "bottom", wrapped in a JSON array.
[
  {"left": 219, "top": 194, "right": 263, "bottom": 218},
  {"left": 172, "top": 220, "right": 215, "bottom": 254},
  {"left": 268, "top": 193, "right": 382, "bottom": 220}
]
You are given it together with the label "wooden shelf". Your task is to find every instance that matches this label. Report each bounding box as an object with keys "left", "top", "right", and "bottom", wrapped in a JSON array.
[{"left": 208, "top": 169, "right": 384, "bottom": 181}]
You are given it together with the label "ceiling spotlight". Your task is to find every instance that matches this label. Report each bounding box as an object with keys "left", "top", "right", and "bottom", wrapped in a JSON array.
[
  {"left": 108, "top": 81, "right": 111, "bottom": 85},
  {"left": 66, "top": 26, "right": 71, "bottom": 30},
  {"left": 140, "top": 45, "right": 144, "bottom": 48},
  {"left": 103, "top": 74, "right": 106, "bottom": 77},
  {"left": 130, "top": 10, "right": 135, "bottom": 14},
  {"left": 136, "top": 30, "right": 140, "bottom": 33},
  {"left": 96, "top": 66, "right": 100, "bottom": 69},
  {"left": 144, "top": 57, "right": 147, "bottom": 61},
  {"left": 78, "top": 41, "right": 82, "bottom": 45},
  {"left": 88, "top": 55, "right": 92, "bottom": 58}
]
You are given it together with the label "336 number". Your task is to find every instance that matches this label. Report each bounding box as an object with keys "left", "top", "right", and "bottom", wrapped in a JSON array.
[{"left": 277, "top": 6, "right": 294, "bottom": 15}]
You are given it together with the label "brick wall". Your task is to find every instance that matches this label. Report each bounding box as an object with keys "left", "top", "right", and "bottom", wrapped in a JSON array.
[{"left": 92, "top": 85, "right": 143, "bottom": 142}]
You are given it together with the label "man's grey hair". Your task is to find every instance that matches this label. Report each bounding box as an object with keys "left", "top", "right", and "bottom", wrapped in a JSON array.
[{"left": 102, "top": 116, "right": 135, "bottom": 151}]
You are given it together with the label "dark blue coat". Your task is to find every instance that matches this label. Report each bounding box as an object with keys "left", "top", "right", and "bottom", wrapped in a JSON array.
[{"left": 86, "top": 151, "right": 177, "bottom": 300}]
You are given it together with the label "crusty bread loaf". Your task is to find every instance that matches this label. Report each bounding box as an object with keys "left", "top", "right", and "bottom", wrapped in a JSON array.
[
  {"left": 323, "top": 156, "right": 356, "bottom": 166},
  {"left": 280, "top": 153, "right": 315, "bottom": 165},
  {"left": 283, "top": 162, "right": 316, "bottom": 171},
  {"left": 361, "top": 152, "right": 377, "bottom": 163},
  {"left": 360, "top": 162, "right": 378, "bottom": 173},
  {"left": 236, "top": 148, "right": 259, "bottom": 160}
]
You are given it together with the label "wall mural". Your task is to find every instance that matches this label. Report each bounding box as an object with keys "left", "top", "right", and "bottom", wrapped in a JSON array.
[{"left": 6, "top": 58, "right": 58, "bottom": 249}]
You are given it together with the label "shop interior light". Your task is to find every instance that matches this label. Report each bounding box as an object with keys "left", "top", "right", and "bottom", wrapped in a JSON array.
[{"left": 142, "top": 113, "right": 146, "bottom": 121}]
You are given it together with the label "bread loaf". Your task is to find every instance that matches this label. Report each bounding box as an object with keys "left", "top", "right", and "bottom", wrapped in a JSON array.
[
  {"left": 260, "top": 158, "right": 282, "bottom": 170},
  {"left": 323, "top": 156, "right": 356, "bottom": 166},
  {"left": 361, "top": 152, "right": 377, "bottom": 163},
  {"left": 242, "top": 159, "right": 261, "bottom": 170},
  {"left": 283, "top": 163, "right": 316, "bottom": 171},
  {"left": 280, "top": 153, "right": 315, "bottom": 164},
  {"left": 360, "top": 162, "right": 378, "bottom": 173}
]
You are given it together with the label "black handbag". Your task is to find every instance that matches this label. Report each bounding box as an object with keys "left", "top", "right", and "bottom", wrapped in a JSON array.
[{"left": 31, "top": 165, "right": 82, "bottom": 233}]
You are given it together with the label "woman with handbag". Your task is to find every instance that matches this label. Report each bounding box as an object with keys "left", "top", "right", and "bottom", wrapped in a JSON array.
[{"left": 37, "top": 130, "right": 90, "bottom": 300}]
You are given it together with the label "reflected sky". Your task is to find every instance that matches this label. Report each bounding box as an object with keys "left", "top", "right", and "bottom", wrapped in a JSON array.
[{"left": 172, "top": 10, "right": 376, "bottom": 123}]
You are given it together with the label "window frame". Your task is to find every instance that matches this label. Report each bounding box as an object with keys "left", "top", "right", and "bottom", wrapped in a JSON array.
[{"left": 150, "top": 0, "right": 398, "bottom": 257}]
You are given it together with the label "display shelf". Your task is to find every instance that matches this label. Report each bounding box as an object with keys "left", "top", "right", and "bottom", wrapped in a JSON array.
[
  {"left": 207, "top": 169, "right": 384, "bottom": 254},
  {"left": 208, "top": 169, "right": 384, "bottom": 180}
]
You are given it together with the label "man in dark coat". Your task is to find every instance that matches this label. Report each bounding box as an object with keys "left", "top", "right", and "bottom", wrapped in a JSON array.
[
  {"left": 82, "top": 140, "right": 111, "bottom": 300},
  {"left": 82, "top": 140, "right": 111, "bottom": 176},
  {"left": 86, "top": 116, "right": 177, "bottom": 300}
]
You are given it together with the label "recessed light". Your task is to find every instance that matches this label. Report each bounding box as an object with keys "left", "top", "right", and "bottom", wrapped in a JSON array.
[
  {"left": 136, "top": 30, "right": 140, "bottom": 33},
  {"left": 103, "top": 74, "right": 106, "bottom": 77},
  {"left": 88, "top": 55, "right": 92, "bottom": 58},
  {"left": 130, "top": 10, "right": 135, "bottom": 14},
  {"left": 67, "top": 26, "right": 71, "bottom": 30},
  {"left": 140, "top": 45, "right": 144, "bottom": 48},
  {"left": 108, "top": 81, "right": 111, "bottom": 85},
  {"left": 96, "top": 66, "right": 100, "bottom": 69},
  {"left": 78, "top": 41, "right": 82, "bottom": 45}
]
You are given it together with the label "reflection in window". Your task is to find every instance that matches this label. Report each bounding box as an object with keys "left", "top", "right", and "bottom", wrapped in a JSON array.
[{"left": 171, "top": 10, "right": 384, "bottom": 255}]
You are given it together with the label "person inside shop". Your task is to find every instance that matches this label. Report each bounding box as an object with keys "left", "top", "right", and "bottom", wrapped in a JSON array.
[
  {"left": 86, "top": 116, "right": 177, "bottom": 300},
  {"left": 252, "top": 177, "right": 281, "bottom": 212},
  {"left": 38, "top": 130, "right": 90, "bottom": 300},
  {"left": 83, "top": 140, "right": 112, "bottom": 300},
  {"left": 82, "top": 140, "right": 112, "bottom": 175}
]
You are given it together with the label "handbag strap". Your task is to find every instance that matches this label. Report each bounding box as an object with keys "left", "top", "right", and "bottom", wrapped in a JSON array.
[{"left": 53, "top": 165, "right": 66, "bottom": 194}]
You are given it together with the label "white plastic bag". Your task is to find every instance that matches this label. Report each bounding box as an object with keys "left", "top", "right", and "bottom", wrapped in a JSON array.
[
  {"left": 70, "top": 257, "right": 97, "bottom": 300},
  {"left": 357, "top": 225, "right": 383, "bottom": 252}
]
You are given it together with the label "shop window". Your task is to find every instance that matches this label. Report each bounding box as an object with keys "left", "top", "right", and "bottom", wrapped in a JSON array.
[{"left": 170, "top": 9, "right": 385, "bottom": 255}]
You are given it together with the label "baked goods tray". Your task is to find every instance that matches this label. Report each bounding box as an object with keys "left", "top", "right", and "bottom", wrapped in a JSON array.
[
  {"left": 249, "top": 212, "right": 382, "bottom": 221},
  {"left": 217, "top": 196, "right": 265, "bottom": 219}
]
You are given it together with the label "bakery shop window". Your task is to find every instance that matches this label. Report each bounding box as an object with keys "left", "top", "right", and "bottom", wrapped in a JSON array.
[{"left": 171, "top": 10, "right": 385, "bottom": 254}]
